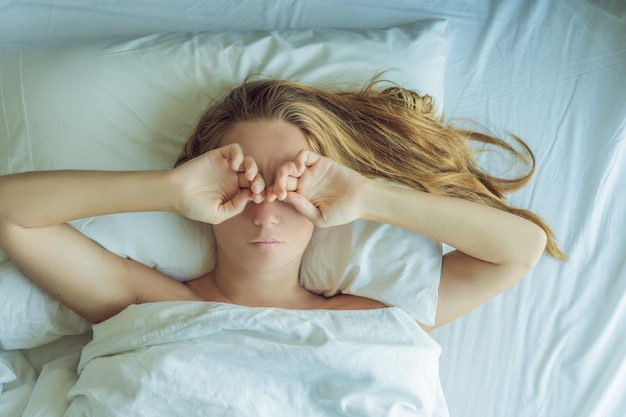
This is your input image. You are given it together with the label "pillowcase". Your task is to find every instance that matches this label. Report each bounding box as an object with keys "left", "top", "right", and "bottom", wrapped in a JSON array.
[{"left": 0, "top": 20, "right": 446, "bottom": 349}]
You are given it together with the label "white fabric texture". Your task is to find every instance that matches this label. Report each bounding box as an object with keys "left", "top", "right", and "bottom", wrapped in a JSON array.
[
  {"left": 0, "top": 349, "right": 36, "bottom": 417},
  {"left": 21, "top": 349, "right": 82, "bottom": 417},
  {"left": 0, "top": 21, "right": 446, "bottom": 350},
  {"left": 65, "top": 302, "right": 448, "bottom": 417}
]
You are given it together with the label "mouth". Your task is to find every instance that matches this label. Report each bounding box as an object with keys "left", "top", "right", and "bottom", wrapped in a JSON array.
[{"left": 248, "top": 238, "right": 283, "bottom": 249}]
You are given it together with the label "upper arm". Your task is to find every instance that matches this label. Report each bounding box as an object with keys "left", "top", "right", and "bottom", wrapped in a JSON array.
[
  {"left": 423, "top": 249, "right": 535, "bottom": 331},
  {"left": 0, "top": 222, "right": 196, "bottom": 323}
]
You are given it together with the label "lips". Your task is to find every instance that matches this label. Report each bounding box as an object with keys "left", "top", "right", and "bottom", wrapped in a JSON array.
[{"left": 248, "top": 238, "right": 283, "bottom": 249}]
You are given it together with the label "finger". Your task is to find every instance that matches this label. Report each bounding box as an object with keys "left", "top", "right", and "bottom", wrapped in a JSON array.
[
  {"left": 265, "top": 184, "right": 278, "bottom": 203},
  {"left": 240, "top": 155, "right": 258, "bottom": 181},
  {"left": 250, "top": 173, "right": 266, "bottom": 195},
  {"left": 276, "top": 161, "right": 298, "bottom": 181},
  {"left": 274, "top": 162, "right": 300, "bottom": 198},
  {"left": 278, "top": 177, "right": 299, "bottom": 200},
  {"left": 296, "top": 149, "right": 321, "bottom": 168},
  {"left": 252, "top": 190, "right": 265, "bottom": 204},
  {"left": 283, "top": 191, "right": 319, "bottom": 222},
  {"left": 284, "top": 177, "right": 298, "bottom": 191},
  {"left": 269, "top": 179, "right": 300, "bottom": 202},
  {"left": 294, "top": 149, "right": 309, "bottom": 171},
  {"left": 265, "top": 182, "right": 295, "bottom": 202},
  {"left": 237, "top": 172, "right": 266, "bottom": 194},
  {"left": 218, "top": 143, "right": 244, "bottom": 170},
  {"left": 219, "top": 189, "right": 253, "bottom": 222}
]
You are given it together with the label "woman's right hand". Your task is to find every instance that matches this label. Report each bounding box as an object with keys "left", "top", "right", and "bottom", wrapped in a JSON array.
[{"left": 171, "top": 144, "right": 265, "bottom": 224}]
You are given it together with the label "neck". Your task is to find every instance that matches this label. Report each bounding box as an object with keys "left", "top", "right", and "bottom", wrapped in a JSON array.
[{"left": 210, "top": 257, "right": 323, "bottom": 309}]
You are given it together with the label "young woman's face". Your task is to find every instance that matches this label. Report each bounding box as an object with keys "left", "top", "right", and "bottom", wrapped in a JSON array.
[{"left": 213, "top": 120, "right": 315, "bottom": 273}]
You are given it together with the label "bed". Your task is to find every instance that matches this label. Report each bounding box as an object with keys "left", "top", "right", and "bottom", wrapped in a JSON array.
[{"left": 1, "top": 1, "right": 625, "bottom": 416}]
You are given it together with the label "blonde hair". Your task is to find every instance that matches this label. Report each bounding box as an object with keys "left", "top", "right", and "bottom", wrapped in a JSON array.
[{"left": 176, "top": 77, "right": 566, "bottom": 260}]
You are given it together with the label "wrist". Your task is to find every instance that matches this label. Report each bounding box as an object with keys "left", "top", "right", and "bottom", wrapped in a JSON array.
[
  {"left": 101, "top": 170, "right": 180, "bottom": 215},
  {"left": 162, "top": 169, "right": 187, "bottom": 214},
  {"left": 358, "top": 178, "right": 404, "bottom": 224}
]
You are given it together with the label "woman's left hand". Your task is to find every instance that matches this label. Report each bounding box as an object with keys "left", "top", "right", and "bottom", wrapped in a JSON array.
[{"left": 267, "top": 150, "right": 368, "bottom": 228}]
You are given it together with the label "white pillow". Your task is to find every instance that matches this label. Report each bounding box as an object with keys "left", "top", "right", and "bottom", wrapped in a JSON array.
[{"left": 0, "top": 21, "right": 446, "bottom": 349}]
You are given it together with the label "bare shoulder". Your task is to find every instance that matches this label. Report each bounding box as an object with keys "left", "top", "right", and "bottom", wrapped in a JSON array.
[{"left": 325, "top": 293, "right": 388, "bottom": 310}]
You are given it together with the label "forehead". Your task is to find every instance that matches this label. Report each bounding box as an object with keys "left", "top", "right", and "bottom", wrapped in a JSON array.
[{"left": 221, "top": 121, "right": 310, "bottom": 176}]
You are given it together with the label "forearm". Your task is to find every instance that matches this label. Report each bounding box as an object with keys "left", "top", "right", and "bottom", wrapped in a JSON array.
[
  {"left": 360, "top": 180, "right": 547, "bottom": 267},
  {"left": 0, "top": 170, "right": 176, "bottom": 228}
]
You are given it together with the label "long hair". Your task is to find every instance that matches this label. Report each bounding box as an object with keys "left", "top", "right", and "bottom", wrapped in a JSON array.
[{"left": 176, "top": 77, "right": 566, "bottom": 260}]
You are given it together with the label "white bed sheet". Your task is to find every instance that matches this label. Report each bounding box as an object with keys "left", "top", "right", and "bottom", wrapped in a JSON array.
[{"left": 1, "top": 1, "right": 625, "bottom": 416}]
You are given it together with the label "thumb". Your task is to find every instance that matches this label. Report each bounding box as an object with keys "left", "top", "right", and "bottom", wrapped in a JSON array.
[
  {"left": 283, "top": 191, "right": 319, "bottom": 223},
  {"left": 217, "top": 189, "right": 252, "bottom": 223}
]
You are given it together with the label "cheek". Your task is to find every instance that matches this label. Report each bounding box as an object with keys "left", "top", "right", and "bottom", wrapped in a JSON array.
[
  {"left": 284, "top": 211, "right": 314, "bottom": 244},
  {"left": 301, "top": 220, "right": 315, "bottom": 241},
  {"left": 213, "top": 218, "right": 242, "bottom": 246}
]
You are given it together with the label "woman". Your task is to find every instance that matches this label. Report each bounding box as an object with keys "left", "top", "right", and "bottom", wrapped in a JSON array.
[{"left": 0, "top": 78, "right": 562, "bottom": 414}]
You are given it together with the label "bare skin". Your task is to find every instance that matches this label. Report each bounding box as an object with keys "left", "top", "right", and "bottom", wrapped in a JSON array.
[{"left": 0, "top": 120, "right": 547, "bottom": 330}]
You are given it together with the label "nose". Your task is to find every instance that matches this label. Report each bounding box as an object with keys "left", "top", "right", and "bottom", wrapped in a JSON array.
[{"left": 251, "top": 200, "right": 280, "bottom": 227}]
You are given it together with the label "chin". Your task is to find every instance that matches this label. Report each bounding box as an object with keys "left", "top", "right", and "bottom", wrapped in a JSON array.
[{"left": 245, "top": 252, "right": 302, "bottom": 274}]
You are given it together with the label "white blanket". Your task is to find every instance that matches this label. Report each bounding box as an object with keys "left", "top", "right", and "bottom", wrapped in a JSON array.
[
  {"left": 65, "top": 302, "right": 449, "bottom": 417},
  {"left": 0, "top": 349, "right": 36, "bottom": 417}
]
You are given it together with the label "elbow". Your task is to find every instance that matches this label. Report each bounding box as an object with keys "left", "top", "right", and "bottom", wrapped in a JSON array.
[
  {"left": 0, "top": 222, "right": 19, "bottom": 248},
  {"left": 512, "top": 224, "right": 548, "bottom": 275},
  {"left": 528, "top": 224, "right": 548, "bottom": 265},
  {"left": 0, "top": 179, "right": 18, "bottom": 228}
]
